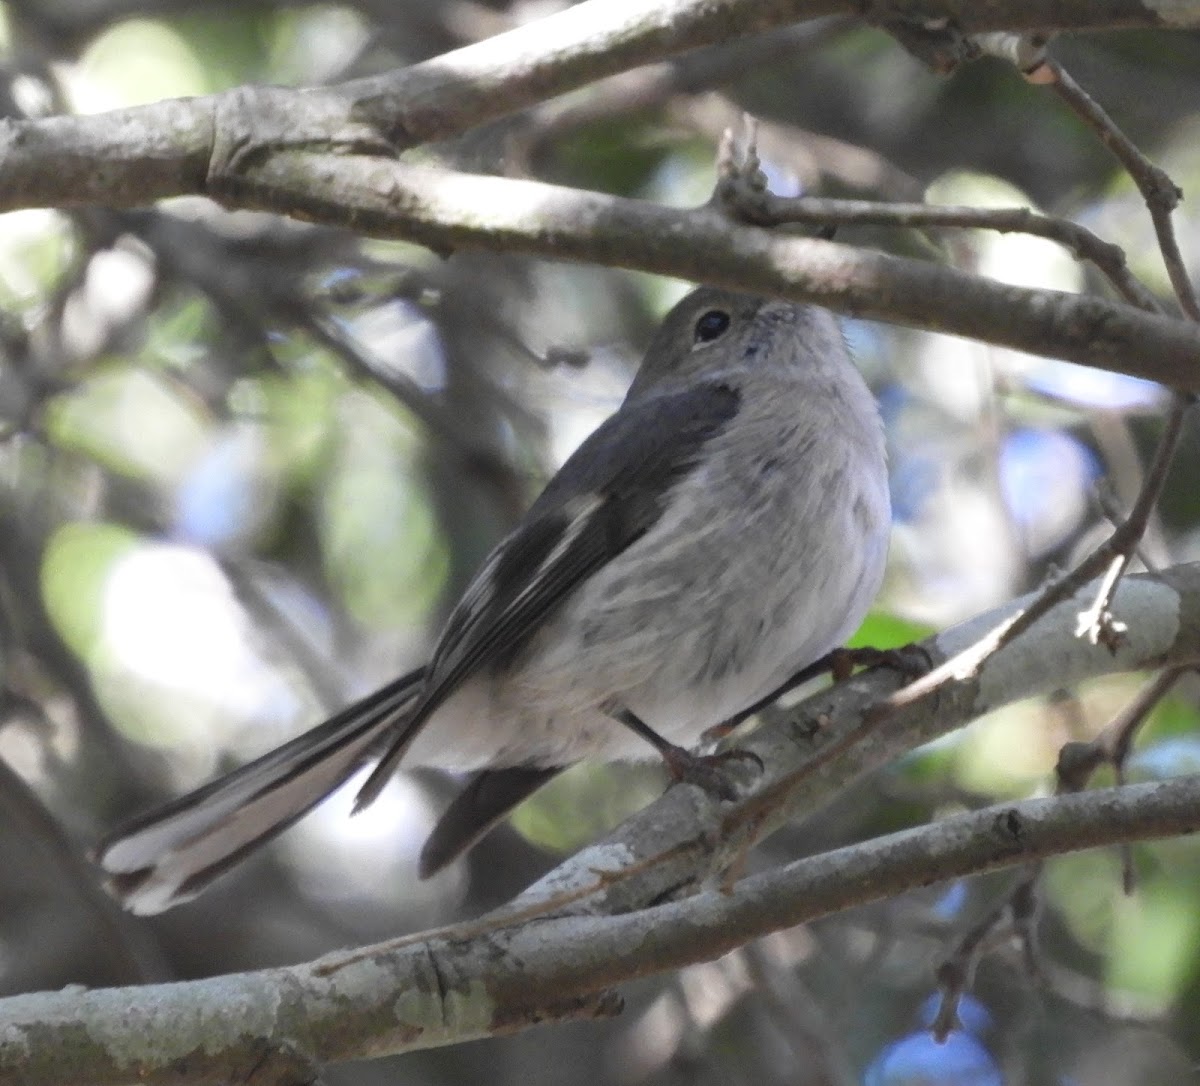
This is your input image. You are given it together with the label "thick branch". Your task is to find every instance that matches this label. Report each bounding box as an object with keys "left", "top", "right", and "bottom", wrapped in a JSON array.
[
  {"left": 2, "top": 779, "right": 1197, "bottom": 1083},
  {"left": 1, "top": 0, "right": 1197, "bottom": 206},
  {"left": 344, "top": 0, "right": 1198, "bottom": 144},
  {"left": 232, "top": 158, "right": 1200, "bottom": 384},
  {"left": 10, "top": 139, "right": 1192, "bottom": 378},
  {"left": 3, "top": 564, "right": 1200, "bottom": 1082},
  {"left": 503, "top": 563, "right": 1200, "bottom": 919},
  {"left": 1, "top": 8, "right": 1197, "bottom": 384}
]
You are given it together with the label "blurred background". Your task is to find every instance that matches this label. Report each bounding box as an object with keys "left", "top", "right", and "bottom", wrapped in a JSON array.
[{"left": 1, "top": 3, "right": 1200, "bottom": 1084}]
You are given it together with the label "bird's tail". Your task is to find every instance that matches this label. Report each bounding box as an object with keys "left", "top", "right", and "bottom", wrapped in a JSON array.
[{"left": 94, "top": 669, "right": 424, "bottom": 915}]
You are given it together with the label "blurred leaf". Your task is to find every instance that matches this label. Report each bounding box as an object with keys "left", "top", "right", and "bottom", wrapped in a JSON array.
[
  {"left": 1145, "top": 694, "right": 1200, "bottom": 740},
  {"left": 0, "top": 210, "right": 76, "bottom": 312},
  {"left": 141, "top": 296, "right": 213, "bottom": 373},
  {"left": 44, "top": 365, "right": 212, "bottom": 487},
  {"left": 511, "top": 762, "right": 662, "bottom": 856},
  {"left": 319, "top": 388, "right": 447, "bottom": 626},
  {"left": 553, "top": 119, "right": 675, "bottom": 197},
  {"left": 1108, "top": 875, "right": 1200, "bottom": 1004},
  {"left": 1045, "top": 850, "right": 1121, "bottom": 956},
  {"left": 40, "top": 521, "right": 139, "bottom": 661},
  {"left": 847, "top": 610, "right": 934, "bottom": 650},
  {"left": 267, "top": 7, "right": 371, "bottom": 85},
  {"left": 641, "top": 140, "right": 720, "bottom": 208},
  {"left": 257, "top": 370, "right": 340, "bottom": 490},
  {"left": 76, "top": 19, "right": 210, "bottom": 109},
  {"left": 172, "top": 12, "right": 279, "bottom": 89},
  {"left": 954, "top": 701, "right": 1062, "bottom": 796}
]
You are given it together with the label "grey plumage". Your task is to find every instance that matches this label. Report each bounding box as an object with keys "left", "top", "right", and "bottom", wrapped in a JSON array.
[{"left": 95, "top": 286, "right": 890, "bottom": 914}]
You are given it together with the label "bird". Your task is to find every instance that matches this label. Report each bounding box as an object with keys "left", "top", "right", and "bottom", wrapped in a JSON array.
[{"left": 95, "top": 285, "right": 891, "bottom": 915}]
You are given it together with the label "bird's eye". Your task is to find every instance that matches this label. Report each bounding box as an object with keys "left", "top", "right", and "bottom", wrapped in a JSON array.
[{"left": 693, "top": 309, "right": 731, "bottom": 344}]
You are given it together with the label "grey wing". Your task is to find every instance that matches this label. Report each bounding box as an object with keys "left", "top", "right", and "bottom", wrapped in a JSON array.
[{"left": 352, "top": 381, "right": 741, "bottom": 810}]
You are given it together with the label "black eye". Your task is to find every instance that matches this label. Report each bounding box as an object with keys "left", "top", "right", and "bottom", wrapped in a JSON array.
[{"left": 693, "top": 309, "right": 731, "bottom": 344}]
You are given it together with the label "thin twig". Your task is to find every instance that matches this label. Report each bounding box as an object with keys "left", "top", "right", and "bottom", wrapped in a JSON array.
[
  {"left": 1046, "top": 59, "right": 1198, "bottom": 322},
  {"left": 872, "top": 47, "right": 1197, "bottom": 714},
  {"left": 878, "top": 390, "right": 1188, "bottom": 716},
  {"left": 1092, "top": 487, "right": 1143, "bottom": 556},
  {"left": 1041, "top": 56, "right": 1198, "bottom": 639},
  {"left": 719, "top": 188, "right": 1160, "bottom": 312},
  {"left": 1057, "top": 666, "right": 1189, "bottom": 892},
  {"left": 936, "top": 664, "right": 1187, "bottom": 1032},
  {"left": 1089, "top": 425, "right": 1171, "bottom": 574},
  {"left": 931, "top": 864, "right": 1041, "bottom": 1041}
]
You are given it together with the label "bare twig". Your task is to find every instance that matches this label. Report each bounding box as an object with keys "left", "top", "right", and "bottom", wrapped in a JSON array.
[
  {"left": 874, "top": 394, "right": 1187, "bottom": 717},
  {"left": 1058, "top": 665, "right": 1189, "bottom": 892},
  {"left": 675, "top": 91, "right": 925, "bottom": 202},
  {"left": 931, "top": 865, "right": 1042, "bottom": 1041},
  {"left": 1046, "top": 59, "right": 1199, "bottom": 322},
  {"left": 934, "top": 665, "right": 1186, "bottom": 1032},
  {"left": 1040, "top": 57, "right": 1198, "bottom": 640},
  {"left": 1089, "top": 423, "right": 1171, "bottom": 574},
  {"left": 718, "top": 188, "right": 1161, "bottom": 312},
  {"left": 1071, "top": 390, "right": 1187, "bottom": 651}
]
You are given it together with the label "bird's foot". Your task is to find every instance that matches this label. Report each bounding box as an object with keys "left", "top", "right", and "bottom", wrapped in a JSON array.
[
  {"left": 828, "top": 644, "right": 932, "bottom": 683},
  {"left": 659, "top": 743, "right": 763, "bottom": 801}
]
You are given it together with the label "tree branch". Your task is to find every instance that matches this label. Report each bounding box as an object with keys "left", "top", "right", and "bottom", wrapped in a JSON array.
[
  {"left": 229, "top": 157, "right": 1200, "bottom": 384},
  {"left": 3, "top": 778, "right": 1198, "bottom": 1083},
  {"left": 3, "top": 563, "right": 1200, "bottom": 1082},
  {"left": 2, "top": 0, "right": 1192, "bottom": 187},
  {"left": 12, "top": 144, "right": 1194, "bottom": 380},
  {"left": 2, "top": 5, "right": 1198, "bottom": 385}
]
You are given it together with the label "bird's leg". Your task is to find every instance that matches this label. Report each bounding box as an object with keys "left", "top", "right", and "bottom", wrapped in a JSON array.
[
  {"left": 827, "top": 644, "right": 931, "bottom": 683},
  {"left": 613, "top": 709, "right": 761, "bottom": 801},
  {"left": 700, "top": 643, "right": 932, "bottom": 743}
]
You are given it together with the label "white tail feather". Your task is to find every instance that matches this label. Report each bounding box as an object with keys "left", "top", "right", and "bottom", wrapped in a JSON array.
[{"left": 97, "top": 674, "right": 421, "bottom": 914}]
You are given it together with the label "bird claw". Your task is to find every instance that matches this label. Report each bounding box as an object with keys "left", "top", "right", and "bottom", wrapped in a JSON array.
[
  {"left": 829, "top": 644, "right": 932, "bottom": 683},
  {"left": 661, "top": 745, "right": 763, "bottom": 801}
]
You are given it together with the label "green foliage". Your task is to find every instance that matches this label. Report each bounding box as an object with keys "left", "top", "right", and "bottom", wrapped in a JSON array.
[
  {"left": 41, "top": 521, "right": 140, "bottom": 662},
  {"left": 847, "top": 610, "right": 933, "bottom": 651},
  {"left": 318, "top": 387, "right": 448, "bottom": 627},
  {"left": 44, "top": 365, "right": 212, "bottom": 487},
  {"left": 511, "top": 762, "right": 663, "bottom": 856}
]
